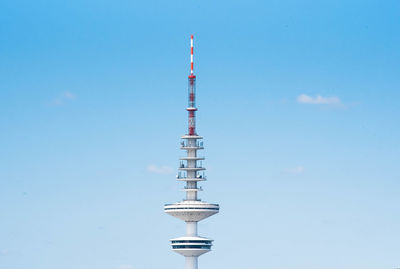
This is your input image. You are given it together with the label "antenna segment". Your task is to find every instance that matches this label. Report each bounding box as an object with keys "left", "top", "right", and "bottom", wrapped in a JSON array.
[
  {"left": 190, "top": 35, "right": 194, "bottom": 75},
  {"left": 188, "top": 35, "right": 197, "bottom": 136},
  {"left": 164, "top": 35, "right": 219, "bottom": 269}
]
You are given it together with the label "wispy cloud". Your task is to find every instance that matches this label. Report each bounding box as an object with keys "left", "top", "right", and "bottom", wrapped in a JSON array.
[
  {"left": 147, "top": 164, "right": 173, "bottom": 175},
  {"left": 297, "top": 94, "right": 341, "bottom": 105},
  {"left": 118, "top": 265, "right": 133, "bottom": 269},
  {"left": 0, "top": 249, "right": 20, "bottom": 257},
  {"left": 50, "top": 91, "right": 76, "bottom": 106},
  {"left": 284, "top": 165, "right": 305, "bottom": 174},
  {"left": 118, "top": 265, "right": 134, "bottom": 269}
]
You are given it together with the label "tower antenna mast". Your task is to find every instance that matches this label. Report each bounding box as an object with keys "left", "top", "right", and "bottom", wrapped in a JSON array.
[{"left": 188, "top": 35, "right": 197, "bottom": 136}]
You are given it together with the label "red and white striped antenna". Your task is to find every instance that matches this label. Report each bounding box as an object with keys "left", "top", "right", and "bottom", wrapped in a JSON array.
[
  {"left": 187, "top": 35, "right": 197, "bottom": 136},
  {"left": 190, "top": 34, "right": 194, "bottom": 75}
]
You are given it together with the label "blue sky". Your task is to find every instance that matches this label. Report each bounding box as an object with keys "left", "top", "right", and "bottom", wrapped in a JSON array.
[{"left": 0, "top": 0, "right": 399, "bottom": 268}]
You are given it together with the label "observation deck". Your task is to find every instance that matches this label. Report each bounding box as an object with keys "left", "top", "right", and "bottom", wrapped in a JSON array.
[
  {"left": 170, "top": 236, "right": 213, "bottom": 257},
  {"left": 180, "top": 140, "right": 204, "bottom": 150},
  {"left": 164, "top": 201, "right": 219, "bottom": 222}
]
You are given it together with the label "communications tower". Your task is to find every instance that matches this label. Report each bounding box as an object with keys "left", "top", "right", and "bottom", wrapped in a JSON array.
[{"left": 164, "top": 35, "right": 219, "bottom": 269}]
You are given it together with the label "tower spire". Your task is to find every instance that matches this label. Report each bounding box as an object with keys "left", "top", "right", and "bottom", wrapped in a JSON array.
[
  {"left": 187, "top": 35, "right": 197, "bottom": 136},
  {"left": 190, "top": 34, "right": 194, "bottom": 75},
  {"left": 164, "top": 35, "right": 219, "bottom": 269}
]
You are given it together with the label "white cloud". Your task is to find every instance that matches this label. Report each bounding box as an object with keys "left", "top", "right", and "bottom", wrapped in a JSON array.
[
  {"left": 118, "top": 265, "right": 133, "bottom": 269},
  {"left": 297, "top": 94, "right": 341, "bottom": 105},
  {"left": 284, "top": 165, "right": 305, "bottom": 174},
  {"left": 147, "top": 164, "right": 174, "bottom": 175},
  {"left": 50, "top": 91, "right": 76, "bottom": 106}
]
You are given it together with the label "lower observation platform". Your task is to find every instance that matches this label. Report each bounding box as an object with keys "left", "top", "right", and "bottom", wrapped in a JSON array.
[{"left": 170, "top": 236, "right": 213, "bottom": 257}]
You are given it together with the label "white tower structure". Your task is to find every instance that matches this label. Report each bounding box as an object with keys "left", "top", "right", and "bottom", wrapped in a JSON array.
[{"left": 164, "top": 35, "right": 219, "bottom": 269}]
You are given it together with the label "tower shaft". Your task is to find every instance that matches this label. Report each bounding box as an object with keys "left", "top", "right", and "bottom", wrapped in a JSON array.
[{"left": 186, "top": 257, "right": 198, "bottom": 269}]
